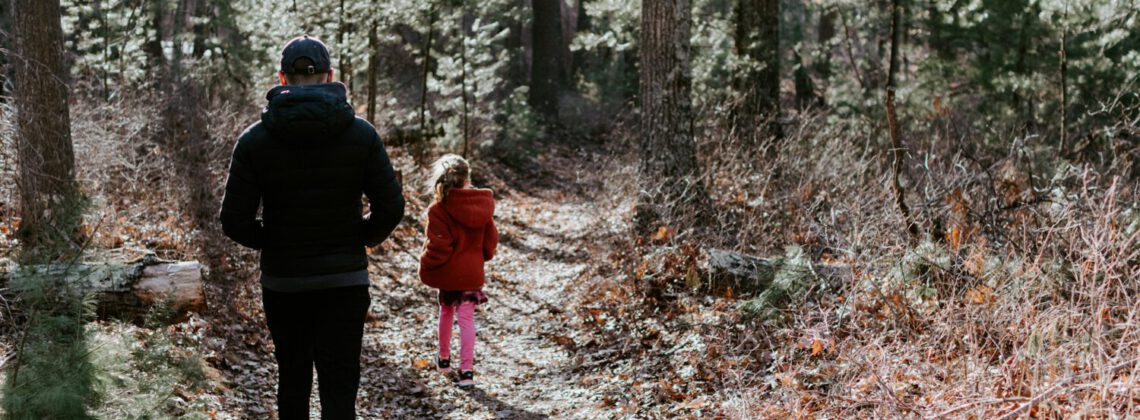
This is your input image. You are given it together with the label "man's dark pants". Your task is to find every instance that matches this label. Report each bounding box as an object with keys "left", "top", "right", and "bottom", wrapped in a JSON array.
[{"left": 262, "top": 285, "right": 371, "bottom": 420}]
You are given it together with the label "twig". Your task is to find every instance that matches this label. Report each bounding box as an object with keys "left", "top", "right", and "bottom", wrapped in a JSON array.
[
  {"left": 996, "top": 357, "right": 1139, "bottom": 420},
  {"left": 928, "top": 397, "right": 1028, "bottom": 419}
]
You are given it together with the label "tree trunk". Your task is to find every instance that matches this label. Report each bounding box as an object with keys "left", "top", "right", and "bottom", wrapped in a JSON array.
[
  {"left": 734, "top": 0, "right": 781, "bottom": 143},
  {"left": 571, "top": 0, "right": 590, "bottom": 78},
  {"left": 418, "top": 4, "right": 437, "bottom": 164},
  {"left": 367, "top": 0, "right": 379, "bottom": 125},
  {"left": 559, "top": 0, "right": 575, "bottom": 84},
  {"left": 1059, "top": 6, "right": 1068, "bottom": 153},
  {"left": 928, "top": 0, "right": 956, "bottom": 61},
  {"left": 11, "top": 0, "right": 82, "bottom": 260},
  {"left": 1015, "top": 2, "right": 1037, "bottom": 132},
  {"left": 885, "top": 0, "right": 918, "bottom": 240},
  {"left": 338, "top": 0, "right": 354, "bottom": 95},
  {"left": 145, "top": 0, "right": 166, "bottom": 83},
  {"left": 95, "top": 0, "right": 111, "bottom": 100},
  {"left": 530, "top": 0, "right": 564, "bottom": 121},
  {"left": 191, "top": 0, "right": 209, "bottom": 59},
  {"left": 460, "top": 5, "right": 471, "bottom": 158},
  {"left": 792, "top": 14, "right": 816, "bottom": 110},
  {"left": 636, "top": 0, "right": 707, "bottom": 235},
  {"left": 0, "top": 1, "right": 11, "bottom": 94},
  {"left": 161, "top": 0, "right": 223, "bottom": 274},
  {"left": 816, "top": 4, "right": 836, "bottom": 80}
]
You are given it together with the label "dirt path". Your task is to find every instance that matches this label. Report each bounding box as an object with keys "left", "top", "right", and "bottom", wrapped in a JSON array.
[
  {"left": 352, "top": 146, "right": 623, "bottom": 419},
  {"left": 212, "top": 143, "right": 626, "bottom": 419}
]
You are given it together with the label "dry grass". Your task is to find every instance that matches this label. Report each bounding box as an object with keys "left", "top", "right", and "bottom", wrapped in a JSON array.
[
  {"left": 572, "top": 99, "right": 1138, "bottom": 417},
  {"left": 1, "top": 80, "right": 1136, "bottom": 417},
  {"left": 700, "top": 111, "right": 1138, "bottom": 417}
]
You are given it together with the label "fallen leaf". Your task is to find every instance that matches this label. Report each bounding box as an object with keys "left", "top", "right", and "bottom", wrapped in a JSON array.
[{"left": 965, "top": 285, "right": 994, "bottom": 304}]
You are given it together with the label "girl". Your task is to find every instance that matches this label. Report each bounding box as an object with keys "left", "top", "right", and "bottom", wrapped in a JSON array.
[{"left": 419, "top": 154, "right": 498, "bottom": 389}]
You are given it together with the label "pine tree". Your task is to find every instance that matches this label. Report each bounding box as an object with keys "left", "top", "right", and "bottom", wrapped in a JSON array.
[
  {"left": 531, "top": 0, "right": 564, "bottom": 121},
  {"left": 12, "top": 0, "right": 83, "bottom": 259},
  {"left": 636, "top": 0, "right": 707, "bottom": 234},
  {"left": 734, "top": 0, "right": 780, "bottom": 143}
]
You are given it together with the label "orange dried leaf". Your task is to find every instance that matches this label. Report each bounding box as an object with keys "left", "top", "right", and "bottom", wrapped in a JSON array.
[
  {"left": 965, "top": 285, "right": 994, "bottom": 304},
  {"left": 413, "top": 358, "right": 431, "bottom": 369}
]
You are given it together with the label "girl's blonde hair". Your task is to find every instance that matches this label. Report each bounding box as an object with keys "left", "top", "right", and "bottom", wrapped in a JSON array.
[{"left": 428, "top": 154, "right": 470, "bottom": 203}]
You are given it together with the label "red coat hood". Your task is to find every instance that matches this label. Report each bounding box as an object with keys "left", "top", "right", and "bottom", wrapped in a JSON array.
[{"left": 442, "top": 188, "right": 495, "bottom": 228}]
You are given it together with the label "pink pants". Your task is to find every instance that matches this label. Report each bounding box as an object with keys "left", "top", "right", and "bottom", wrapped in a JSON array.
[{"left": 438, "top": 301, "right": 477, "bottom": 371}]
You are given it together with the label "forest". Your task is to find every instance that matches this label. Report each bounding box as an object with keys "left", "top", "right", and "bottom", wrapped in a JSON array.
[{"left": 0, "top": 0, "right": 1138, "bottom": 418}]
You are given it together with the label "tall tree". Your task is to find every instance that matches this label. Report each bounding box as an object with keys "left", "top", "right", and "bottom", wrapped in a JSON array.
[
  {"left": 417, "top": 3, "right": 437, "bottom": 164},
  {"left": 885, "top": 0, "right": 917, "bottom": 240},
  {"left": 792, "top": 18, "right": 816, "bottom": 109},
  {"left": 367, "top": 0, "right": 379, "bottom": 125},
  {"left": 337, "top": 0, "right": 354, "bottom": 93},
  {"left": 636, "top": 0, "right": 706, "bottom": 234},
  {"left": 144, "top": 0, "right": 166, "bottom": 83},
  {"left": 734, "top": 0, "right": 780, "bottom": 142},
  {"left": 530, "top": 0, "right": 564, "bottom": 121},
  {"left": 11, "top": 0, "right": 83, "bottom": 258},
  {"left": 815, "top": 4, "right": 836, "bottom": 85},
  {"left": 0, "top": 0, "right": 12, "bottom": 92}
]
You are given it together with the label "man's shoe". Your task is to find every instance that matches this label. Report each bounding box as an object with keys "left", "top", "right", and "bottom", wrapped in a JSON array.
[{"left": 457, "top": 370, "right": 475, "bottom": 389}]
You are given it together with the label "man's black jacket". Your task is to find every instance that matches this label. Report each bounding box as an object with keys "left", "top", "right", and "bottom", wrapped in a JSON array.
[{"left": 220, "top": 82, "right": 405, "bottom": 278}]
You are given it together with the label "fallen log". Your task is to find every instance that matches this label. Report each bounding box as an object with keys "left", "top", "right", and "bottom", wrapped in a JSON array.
[
  {"left": 700, "top": 247, "right": 852, "bottom": 296},
  {"left": 624, "top": 246, "right": 850, "bottom": 321},
  {"left": 638, "top": 246, "right": 851, "bottom": 298},
  {"left": 700, "top": 248, "right": 781, "bottom": 295},
  {"left": 6, "top": 256, "right": 206, "bottom": 324}
]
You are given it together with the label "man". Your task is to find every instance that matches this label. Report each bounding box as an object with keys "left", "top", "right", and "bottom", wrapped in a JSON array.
[{"left": 220, "top": 35, "right": 405, "bottom": 419}]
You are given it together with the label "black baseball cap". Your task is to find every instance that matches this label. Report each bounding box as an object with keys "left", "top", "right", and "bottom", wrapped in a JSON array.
[{"left": 280, "top": 35, "right": 331, "bottom": 75}]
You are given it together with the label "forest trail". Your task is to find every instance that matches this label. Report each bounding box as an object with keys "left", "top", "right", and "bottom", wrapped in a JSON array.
[{"left": 224, "top": 143, "right": 627, "bottom": 419}]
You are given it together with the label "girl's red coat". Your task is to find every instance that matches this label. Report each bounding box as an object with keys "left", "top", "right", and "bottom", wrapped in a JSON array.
[{"left": 419, "top": 188, "right": 498, "bottom": 291}]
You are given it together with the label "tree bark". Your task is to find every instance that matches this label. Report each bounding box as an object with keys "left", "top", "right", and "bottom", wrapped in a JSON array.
[
  {"left": 417, "top": 4, "right": 436, "bottom": 164},
  {"left": 701, "top": 248, "right": 852, "bottom": 295},
  {"left": 9, "top": 259, "right": 206, "bottom": 324},
  {"left": 792, "top": 12, "right": 817, "bottom": 110},
  {"left": 459, "top": 5, "right": 471, "bottom": 158},
  {"left": 191, "top": 0, "right": 209, "bottom": 59},
  {"left": 636, "top": 0, "right": 707, "bottom": 234},
  {"left": 559, "top": 0, "right": 575, "bottom": 84},
  {"left": 816, "top": 4, "right": 836, "bottom": 78},
  {"left": 0, "top": 1, "right": 11, "bottom": 94},
  {"left": 734, "top": 0, "right": 781, "bottom": 143},
  {"left": 1015, "top": 2, "right": 1037, "bottom": 132},
  {"left": 530, "top": 0, "right": 564, "bottom": 121},
  {"left": 1059, "top": 6, "right": 1068, "bottom": 153},
  {"left": 885, "top": 0, "right": 918, "bottom": 240},
  {"left": 367, "top": 0, "right": 379, "bottom": 125},
  {"left": 337, "top": 0, "right": 354, "bottom": 95},
  {"left": 145, "top": 0, "right": 166, "bottom": 83},
  {"left": 11, "top": 0, "right": 82, "bottom": 260}
]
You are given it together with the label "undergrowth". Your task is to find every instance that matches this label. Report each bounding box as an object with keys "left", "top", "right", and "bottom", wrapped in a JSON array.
[{"left": 574, "top": 102, "right": 1139, "bottom": 417}]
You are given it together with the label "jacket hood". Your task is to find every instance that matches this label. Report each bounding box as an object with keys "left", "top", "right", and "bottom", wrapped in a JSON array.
[
  {"left": 442, "top": 188, "right": 495, "bottom": 228},
  {"left": 261, "top": 82, "right": 355, "bottom": 144}
]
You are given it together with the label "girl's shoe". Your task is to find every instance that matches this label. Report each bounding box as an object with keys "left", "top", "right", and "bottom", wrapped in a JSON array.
[
  {"left": 457, "top": 370, "right": 475, "bottom": 389},
  {"left": 436, "top": 355, "right": 451, "bottom": 373}
]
